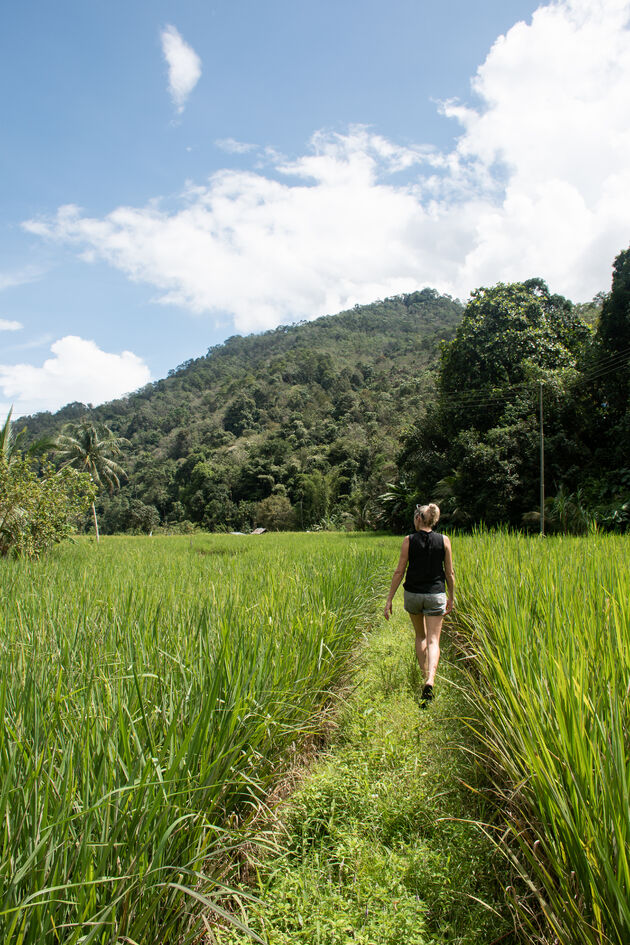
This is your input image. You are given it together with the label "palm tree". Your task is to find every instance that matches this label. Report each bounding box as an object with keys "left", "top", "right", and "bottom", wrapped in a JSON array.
[
  {"left": 376, "top": 478, "right": 416, "bottom": 532},
  {"left": 1, "top": 406, "right": 55, "bottom": 465},
  {"left": 54, "top": 421, "right": 127, "bottom": 541},
  {"left": 1, "top": 407, "right": 27, "bottom": 464}
]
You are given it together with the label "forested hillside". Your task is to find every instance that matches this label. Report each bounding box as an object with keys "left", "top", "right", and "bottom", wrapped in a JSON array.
[
  {"left": 20, "top": 246, "right": 630, "bottom": 534},
  {"left": 397, "top": 255, "right": 630, "bottom": 532},
  {"left": 22, "top": 290, "right": 463, "bottom": 532}
]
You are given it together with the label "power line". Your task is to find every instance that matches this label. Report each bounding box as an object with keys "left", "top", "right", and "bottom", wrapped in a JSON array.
[
  {"left": 576, "top": 347, "right": 630, "bottom": 384},
  {"left": 428, "top": 345, "right": 630, "bottom": 412}
]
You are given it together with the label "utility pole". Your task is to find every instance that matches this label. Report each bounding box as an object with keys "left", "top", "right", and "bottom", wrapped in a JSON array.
[{"left": 539, "top": 381, "right": 545, "bottom": 537}]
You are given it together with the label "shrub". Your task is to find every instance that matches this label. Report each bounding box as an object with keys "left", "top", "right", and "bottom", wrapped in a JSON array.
[
  {"left": 0, "top": 457, "right": 95, "bottom": 558},
  {"left": 255, "top": 494, "right": 295, "bottom": 530}
]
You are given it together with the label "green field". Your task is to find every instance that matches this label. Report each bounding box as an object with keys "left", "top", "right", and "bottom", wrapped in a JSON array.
[
  {"left": 455, "top": 532, "right": 630, "bottom": 945},
  {"left": 1, "top": 532, "right": 629, "bottom": 944},
  {"left": 0, "top": 533, "right": 392, "bottom": 943}
]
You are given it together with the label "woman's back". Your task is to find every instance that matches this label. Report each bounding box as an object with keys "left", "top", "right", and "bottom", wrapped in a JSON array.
[{"left": 403, "top": 530, "right": 445, "bottom": 594}]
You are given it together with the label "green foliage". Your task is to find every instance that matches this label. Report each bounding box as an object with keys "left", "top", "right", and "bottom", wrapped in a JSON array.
[
  {"left": 255, "top": 492, "right": 295, "bottom": 530},
  {"left": 375, "top": 478, "right": 416, "bottom": 532},
  {"left": 586, "top": 247, "right": 630, "bottom": 472},
  {"left": 54, "top": 420, "right": 128, "bottom": 539},
  {"left": 456, "top": 532, "right": 630, "bottom": 945},
  {"left": 0, "top": 532, "right": 391, "bottom": 943},
  {"left": 214, "top": 593, "right": 511, "bottom": 945},
  {"left": 1, "top": 405, "right": 54, "bottom": 464},
  {"left": 19, "top": 290, "right": 462, "bottom": 533},
  {"left": 1, "top": 405, "right": 26, "bottom": 462},
  {"left": 398, "top": 279, "right": 596, "bottom": 528},
  {"left": 440, "top": 279, "right": 588, "bottom": 403},
  {"left": 597, "top": 247, "right": 630, "bottom": 361},
  {"left": 54, "top": 419, "right": 127, "bottom": 491},
  {"left": 0, "top": 457, "right": 95, "bottom": 557},
  {"left": 16, "top": 255, "right": 630, "bottom": 534}
]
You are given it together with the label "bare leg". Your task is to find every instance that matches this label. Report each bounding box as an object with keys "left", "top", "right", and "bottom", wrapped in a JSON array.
[
  {"left": 408, "top": 612, "right": 428, "bottom": 681},
  {"left": 424, "top": 615, "right": 444, "bottom": 687}
]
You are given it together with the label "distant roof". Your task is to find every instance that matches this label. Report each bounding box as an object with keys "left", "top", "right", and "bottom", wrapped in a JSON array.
[{"left": 251, "top": 527, "right": 267, "bottom": 535}]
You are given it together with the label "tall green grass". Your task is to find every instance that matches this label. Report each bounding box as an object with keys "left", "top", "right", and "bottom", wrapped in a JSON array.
[
  {"left": 455, "top": 532, "right": 630, "bottom": 945},
  {"left": 0, "top": 533, "right": 391, "bottom": 943}
]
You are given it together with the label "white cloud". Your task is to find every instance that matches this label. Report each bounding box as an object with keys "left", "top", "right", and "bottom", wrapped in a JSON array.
[
  {"left": 0, "top": 336, "right": 151, "bottom": 419},
  {"left": 161, "top": 25, "right": 201, "bottom": 113},
  {"left": 0, "top": 319, "right": 22, "bottom": 331},
  {"left": 216, "top": 138, "right": 258, "bottom": 155},
  {"left": 25, "top": 0, "right": 630, "bottom": 333},
  {"left": 445, "top": 0, "right": 630, "bottom": 295},
  {"left": 0, "top": 266, "right": 43, "bottom": 292}
]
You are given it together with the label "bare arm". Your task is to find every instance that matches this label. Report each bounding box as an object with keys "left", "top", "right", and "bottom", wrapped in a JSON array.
[
  {"left": 443, "top": 535, "right": 455, "bottom": 614},
  {"left": 384, "top": 537, "right": 409, "bottom": 620}
]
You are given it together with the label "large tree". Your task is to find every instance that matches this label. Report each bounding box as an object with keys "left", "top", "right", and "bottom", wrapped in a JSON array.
[
  {"left": 54, "top": 421, "right": 127, "bottom": 541},
  {"left": 592, "top": 247, "right": 630, "bottom": 435},
  {"left": 398, "top": 279, "right": 592, "bottom": 527},
  {"left": 569, "top": 246, "right": 630, "bottom": 522}
]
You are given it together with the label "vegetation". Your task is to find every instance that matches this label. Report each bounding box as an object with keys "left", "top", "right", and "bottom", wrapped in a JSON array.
[
  {"left": 54, "top": 420, "right": 128, "bottom": 540},
  {"left": 0, "top": 406, "right": 95, "bottom": 560},
  {"left": 2, "top": 516, "right": 629, "bottom": 943},
  {"left": 0, "top": 532, "right": 390, "bottom": 943},
  {"left": 213, "top": 602, "right": 512, "bottom": 945},
  {"left": 456, "top": 531, "right": 630, "bottom": 945},
  {"left": 1, "top": 406, "right": 28, "bottom": 463},
  {"left": 19, "top": 290, "right": 462, "bottom": 533},
  {"left": 17, "top": 249, "right": 630, "bottom": 533},
  {"left": 0, "top": 457, "right": 94, "bottom": 558},
  {"left": 399, "top": 255, "right": 630, "bottom": 530}
]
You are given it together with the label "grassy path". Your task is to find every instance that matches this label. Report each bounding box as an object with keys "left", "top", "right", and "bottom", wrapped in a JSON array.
[{"left": 213, "top": 607, "right": 515, "bottom": 945}]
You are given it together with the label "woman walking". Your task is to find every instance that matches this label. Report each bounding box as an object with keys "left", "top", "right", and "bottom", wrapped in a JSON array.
[{"left": 384, "top": 503, "right": 454, "bottom": 706}]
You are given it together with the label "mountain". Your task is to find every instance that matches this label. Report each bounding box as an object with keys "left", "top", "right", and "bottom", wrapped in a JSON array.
[{"left": 22, "top": 289, "right": 463, "bottom": 532}]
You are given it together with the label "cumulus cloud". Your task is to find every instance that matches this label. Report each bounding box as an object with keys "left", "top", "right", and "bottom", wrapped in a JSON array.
[
  {"left": 0, "top": 336, "right": 151, "bottom": 419},
  {"left": 25, "top": 0, "right": 630, "bottom": 332},
  {"left": 161, "top": 25, "right": 202, "bottom": 113},
  {"left": 444, "top": 0, "right": 630, "bottom": 294},
  {"left": 0, "top": 319, "right": 22, "bottom": 331}
]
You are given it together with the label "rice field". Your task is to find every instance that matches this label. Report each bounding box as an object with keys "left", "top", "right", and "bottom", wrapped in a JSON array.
[
  {"left": 455, "top": 531, "right": 630, "bottom": 945},
  {"left": 0, "top": 533, "right": 392, "bottom": 944},
  {"left": 2, "top": 530, "right": 629, "bottom": 944}
]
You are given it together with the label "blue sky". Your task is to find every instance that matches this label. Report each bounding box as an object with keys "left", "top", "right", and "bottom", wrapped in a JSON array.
[{"left": 2, "top": 0, "right": 630, "bottom": 418}]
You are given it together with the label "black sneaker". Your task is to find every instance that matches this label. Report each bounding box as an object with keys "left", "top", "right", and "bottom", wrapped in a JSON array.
[{"left": 420, "top": 684, "right": 434, "bottom": 708}]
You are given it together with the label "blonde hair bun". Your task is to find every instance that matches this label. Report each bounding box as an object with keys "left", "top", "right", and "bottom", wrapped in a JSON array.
[{"left": 415, "top": 502, "right": 440, "bottom": 527}]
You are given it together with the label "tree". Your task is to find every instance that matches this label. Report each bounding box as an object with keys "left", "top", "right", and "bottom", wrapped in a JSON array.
[
  {"left": 593, "top": 246, "right": 630, "bottom": 425},
  {"left": 223, "top": 394, "right": 258, "bottom": 436},
  {"left": 400, "top": 280, "right": 592, "bottom": 527},
  {"left": 1, "top": 406, "right": 54, "bottom": 464},
  {"left": 127, "top": 500, "right": 160, "bottom": 534},
  {"left": 54, "top": 421, "right": 127, "bottom": 541},
  {"left": 0, "top": 457, "right": 94, "bottom": 558},
  {"left": 255, "top": 493, "right": 295, "bottom": 531},
  {"left": 597, "top": 248, "right": 630, "bottom": 359},
  {"left": 439, "top": 279, "right": 590, "bottom": 430},
  {"left": 1, "top": 407, "right": 26, "bottom": 463}
]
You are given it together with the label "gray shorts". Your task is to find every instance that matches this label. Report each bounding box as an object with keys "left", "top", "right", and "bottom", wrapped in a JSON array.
[{"left": 403, "top": 590, "right": 447, "bottom": 616}]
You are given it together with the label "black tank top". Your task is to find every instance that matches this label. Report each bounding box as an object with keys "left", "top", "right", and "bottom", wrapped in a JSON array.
[{"left": 403, "top": 530, "right": 445, "bottom": 594}]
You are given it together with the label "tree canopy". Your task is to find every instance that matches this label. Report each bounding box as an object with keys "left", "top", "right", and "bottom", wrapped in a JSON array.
[
  {"left": 397, "top": 261, "right": 630, "bottom": 531},
  {"left": 21, "top": 291, "right": 462, "bottom": 533},
  {"left": 15, "top": 253, "right": 630, "bottom": 535},
  {"left": 54, "top": 421, "right": 127, "bottom": 540}
]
